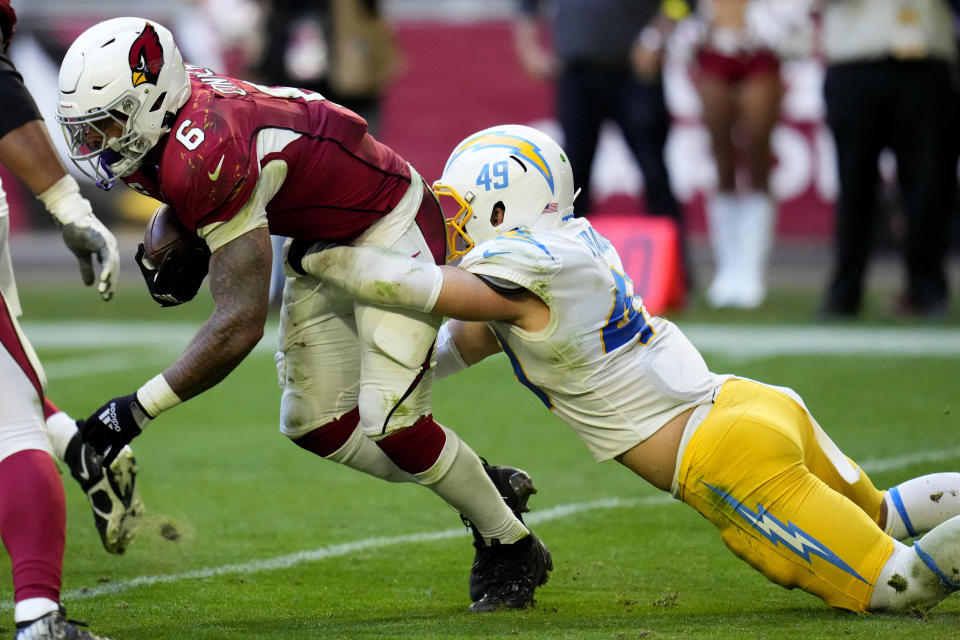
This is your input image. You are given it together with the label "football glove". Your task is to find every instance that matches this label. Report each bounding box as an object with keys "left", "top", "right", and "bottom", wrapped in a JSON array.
[
  {"left": 136, "top": 242, "right": 210, "bottom": 307},
  {"left": 77, "top": 393, "right": 152, "bottom": 467},
  {"left": 282, "top": 237, "right": 328, "bottom": 276},
  {"left": 39, "top": 175, "right": 120, "bottom": 301}
]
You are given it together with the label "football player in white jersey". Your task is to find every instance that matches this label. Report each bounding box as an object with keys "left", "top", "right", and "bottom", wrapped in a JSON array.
[{"left": 288, "top": 124, "right": 960, "bottom": 614}]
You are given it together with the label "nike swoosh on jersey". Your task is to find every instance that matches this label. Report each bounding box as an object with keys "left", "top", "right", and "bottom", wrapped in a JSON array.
[
  {"left": 208, "top": 155, "right": 225, "bottom": 181},
  {"left": 482, "top": 249, "right": 509, "bottom": 258}
]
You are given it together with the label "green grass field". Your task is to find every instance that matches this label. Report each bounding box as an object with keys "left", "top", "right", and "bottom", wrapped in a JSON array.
[{"left": 1, "top": 282, "right": 958, "bottom": 639}]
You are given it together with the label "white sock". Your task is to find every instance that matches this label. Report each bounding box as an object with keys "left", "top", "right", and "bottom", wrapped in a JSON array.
[
  {"left": 869, "top": 517, "right": 960, "bottom": 612},
  {"left": 706, "top": 192, "right": 740, "bottom": 308},
  {"left": 44, "top": 411, "right": 78, "bottom": 463},
  {"left": 413, "top": 427, "right": 528, "bottom": 545},
  {"left": 884, "top": 473, "right": 960, "bottom": 539},
  {"left": 733, "top": 191, "right": 775, "bottom": 308},
  {"left": 325, "top": 425, "right": 415, "bottom": 484},
  {"left": 14, "top": 598, "right": 58, "bottom": 625}
]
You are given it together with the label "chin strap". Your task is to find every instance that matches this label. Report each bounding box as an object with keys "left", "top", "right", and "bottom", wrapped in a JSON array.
[{"left": 96, "top": 149, "right": 122, "bottom": 191}]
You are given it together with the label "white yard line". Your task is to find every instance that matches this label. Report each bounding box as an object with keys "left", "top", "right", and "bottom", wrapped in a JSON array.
[
  {"left": 42, "top": 442, "right": 959, "bottom": 604},
  {"left": 20, "top": 321, "right": 960, "bottom": 356},
  {"left": 3, "top": 320, "right": 953, "bottom": 605},
  {"left": 24, "top": 321, "right": 960, "bottom": 381},
  {"left": 57, "top": 496, "right": 673, "bottom": 603}
]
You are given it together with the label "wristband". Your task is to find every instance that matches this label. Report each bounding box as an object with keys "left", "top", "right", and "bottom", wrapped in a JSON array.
[
  {"left": 135, "top": 373, "right": 182, "bottom": 419},
  {"left": 37, "top": 174, "right": 91, "bottom": 226}
]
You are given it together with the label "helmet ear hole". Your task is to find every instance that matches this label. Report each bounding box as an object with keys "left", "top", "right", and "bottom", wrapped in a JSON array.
[
  {"left": 149, "top": 92, "right": 167, "bottom": 112},
  {"left": 491, "top": 201, "right": 506, "bottom": 227}
]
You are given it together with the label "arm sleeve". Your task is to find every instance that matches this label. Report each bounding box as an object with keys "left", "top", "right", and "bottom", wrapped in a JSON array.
[
  {"left": 300, "top": 244, "right": 444, "bottom": 312},
  {"left": 0, "top": 51, "right": 42, "bottom": 140}
]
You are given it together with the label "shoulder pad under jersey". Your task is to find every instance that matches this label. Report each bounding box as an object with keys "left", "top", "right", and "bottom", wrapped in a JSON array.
[
  {"left": 460, "top": 227, "right": 562, "bottom": 291},
  {"left": 159, "top": 105, "right": 256, "bottom": 231}
]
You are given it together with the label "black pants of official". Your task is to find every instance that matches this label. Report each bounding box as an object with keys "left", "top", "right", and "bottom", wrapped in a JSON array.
[
  {"left": 557, "top": 62, "right": 680, "bottom": 220},
  {"left": 822, "top": 58, "right": 956, "bottom": 314}
]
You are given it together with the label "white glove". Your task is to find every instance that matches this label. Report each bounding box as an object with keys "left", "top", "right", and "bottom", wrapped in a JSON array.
[{"left": 38, "top": 175, "right": 120, "bottom": 300}]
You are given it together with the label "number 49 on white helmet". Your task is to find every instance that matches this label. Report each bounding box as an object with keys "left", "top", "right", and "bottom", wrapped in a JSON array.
[{"left": 435, "top": 124, "right": 577, "bottom": 261}]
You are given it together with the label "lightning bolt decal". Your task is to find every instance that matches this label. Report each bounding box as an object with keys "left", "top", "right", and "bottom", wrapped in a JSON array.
[
  {"left": 446, "top": 131, "right": 554, "bottom": 192},
  {"left": 702, "top": 481, "right": 870, "bottom": 584},
  {"left": 498, "top": 229, "right": 554, "bottom": 258}
]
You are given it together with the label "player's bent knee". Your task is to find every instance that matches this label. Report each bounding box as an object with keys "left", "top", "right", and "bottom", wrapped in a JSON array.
[
  {"left": 289, "top": 407, "right": 361, "bottom": 458},
  {"left": 376, "top": 415, "right": 446, "bottom": 474}
]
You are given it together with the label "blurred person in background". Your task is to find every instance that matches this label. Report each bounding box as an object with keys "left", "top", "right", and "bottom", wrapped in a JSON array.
[
  {"left": 513, "top": 0, "right": 690, "bottom": 297},
  {"left": 639, "top": 1, "right": 815, "bottom": 309},
  {"left": 818, "top": 0, "right": 958, "bottom": 320},
  {"left": 258, "top": 0, "right": 400, "bottom": 305},
  {"left": 258, "top": 0, "right": 399, "bottom": 137},
  {"left": 0, "top": 3, "right": 140, "bottom": 638}
]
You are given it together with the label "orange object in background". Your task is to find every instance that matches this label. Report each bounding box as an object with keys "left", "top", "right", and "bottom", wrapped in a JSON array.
[{"left": 589, "top": 214, "right": 686, "bottom": 315}]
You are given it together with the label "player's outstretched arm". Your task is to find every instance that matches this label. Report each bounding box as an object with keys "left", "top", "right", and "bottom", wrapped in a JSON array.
[
  {"left": 0, "top": 120, "right": 119, "bottom": 300},
  {"left": 296, "top": 243, "right": 546, "bottom": 329},
  {"left": 78, "top": 228, "right": 272, "bottom": 464}
]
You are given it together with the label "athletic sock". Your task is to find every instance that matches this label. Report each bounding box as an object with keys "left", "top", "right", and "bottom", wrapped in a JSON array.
[
  {"left": 869, "top": 516, "right": 960, "bottom": 612},
  {"left": 43, "top": 409, "right": 77, "bottom": 464},
  {"left": 0, "top": 450, "right": 65, "bottom": 622},
  {"left": 884, "top": 473, "right": 960, "bottom": 539},
  {"left": 379, "top": 418, "right": 529, "bottom": 544}
]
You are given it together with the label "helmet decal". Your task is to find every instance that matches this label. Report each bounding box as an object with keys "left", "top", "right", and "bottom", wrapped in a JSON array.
[
  {"left": 128, "top": 22, "right": 164, "bottom": 87},
  {"left": 447, "top": 131, "right": 555, "bottom": 194}
]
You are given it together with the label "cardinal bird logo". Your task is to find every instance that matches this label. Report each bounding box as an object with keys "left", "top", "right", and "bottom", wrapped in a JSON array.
[{"left": 128, "top": 22, "right": 164, "bottom": 87}]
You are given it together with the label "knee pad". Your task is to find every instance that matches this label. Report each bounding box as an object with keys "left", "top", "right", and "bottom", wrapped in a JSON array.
[
  {"left": 375, "top": 415, "right": 447, "bottom": 474},
  {"left": 290, "top": 407, "right": 361, "bottom": 458}
]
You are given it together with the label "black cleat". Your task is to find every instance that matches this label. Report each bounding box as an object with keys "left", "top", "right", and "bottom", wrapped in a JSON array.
[
  {"left": 468, "top": 532, "right": 553, "bottom": 612},
  {"left": 482, "top": 462, "right": 537, "bottom": 518},
  {"left": 466, "top": 461, "right": 550, "bottom": 606},
  {"left": 64, "top": 433, "right": 143, "bottom": 554}
]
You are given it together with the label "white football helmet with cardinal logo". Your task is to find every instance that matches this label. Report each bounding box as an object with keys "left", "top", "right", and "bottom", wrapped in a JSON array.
[{"left": 56, "top": 17, "right": 191, "bottom": 189}]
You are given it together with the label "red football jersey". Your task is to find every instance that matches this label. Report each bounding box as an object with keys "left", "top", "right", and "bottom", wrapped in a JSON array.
[{"left": 124, "top": 66, "right": 412, "bottom": 242}]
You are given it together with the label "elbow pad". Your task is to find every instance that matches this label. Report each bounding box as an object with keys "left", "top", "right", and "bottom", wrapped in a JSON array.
[{"left": 301, "top": 244, "right": 444, "bottom": 313}]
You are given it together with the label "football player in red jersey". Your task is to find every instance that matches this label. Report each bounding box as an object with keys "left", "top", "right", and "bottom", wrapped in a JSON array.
[
  {"left": 58, "top": 17, "right": 550, "bottom": 611},
  {"left": 0, "top": 3, "right": 138, "bottom": 638}
]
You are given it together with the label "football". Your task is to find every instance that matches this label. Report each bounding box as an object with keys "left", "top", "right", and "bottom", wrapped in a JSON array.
[{"left": 142, "top": 203, "right": 205, "bottom": 268}]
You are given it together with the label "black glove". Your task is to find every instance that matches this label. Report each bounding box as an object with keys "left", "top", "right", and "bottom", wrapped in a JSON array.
[
  {"left": 77, "top": 393, "right": 152, "bottom": 466},
  {"left": 283, "top": 238, "right": 315, "bottom": 276},
  {"left": 136, "top": 242, "right": 210, "bottom": 307}
]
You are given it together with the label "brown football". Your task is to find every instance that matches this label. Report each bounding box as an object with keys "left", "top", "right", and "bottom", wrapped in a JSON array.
[{"left": 142, "top": 204, "right": 205, "bottom": 267}]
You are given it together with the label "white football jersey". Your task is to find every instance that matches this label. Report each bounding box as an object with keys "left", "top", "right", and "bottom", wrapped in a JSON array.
[{"left": 459, "top": 218, "right": 725, "bottom": 461}]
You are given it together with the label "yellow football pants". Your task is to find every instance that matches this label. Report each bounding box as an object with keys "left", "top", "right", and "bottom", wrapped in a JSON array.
[{"left": 676, "top": 378, "right": 893, "bottom": 612}]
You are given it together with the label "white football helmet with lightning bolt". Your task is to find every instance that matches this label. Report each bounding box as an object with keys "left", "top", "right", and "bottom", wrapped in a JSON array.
[{"left": 435, "top": 124, "right": 576, "bottom": 261}]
